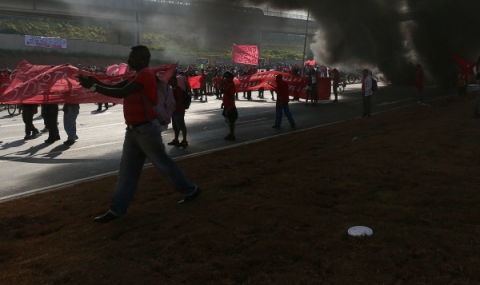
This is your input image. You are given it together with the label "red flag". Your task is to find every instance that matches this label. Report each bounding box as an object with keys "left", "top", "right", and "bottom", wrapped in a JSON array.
[
  {"left": 188, "top": 75, "right": 202, "bottom": 89},
  {"left": 304, "top": 60, "right": 316, "bottom": 66},
  {"left": 0, "top": 61, "right": 177, "bottom": 104},
  {"left": 232, "top": 44, "right": 259, "bottom": 65},
  {"left": 452, "top": 54, "right": 475, "bottom": 78}
]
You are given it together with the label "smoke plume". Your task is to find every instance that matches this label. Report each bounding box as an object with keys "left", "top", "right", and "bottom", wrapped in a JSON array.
[{"left": 225, "top": 0, "right": 480, "bottom": 86}]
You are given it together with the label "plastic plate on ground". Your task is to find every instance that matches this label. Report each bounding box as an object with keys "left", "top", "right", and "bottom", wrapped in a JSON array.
[{"left": 348, "top": 226, "right": 373, "bottom": 237}]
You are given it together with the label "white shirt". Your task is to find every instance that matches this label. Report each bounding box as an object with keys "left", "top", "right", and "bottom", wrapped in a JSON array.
[{"left": 364, "top": 75, "right": 373, "bottom": 96}]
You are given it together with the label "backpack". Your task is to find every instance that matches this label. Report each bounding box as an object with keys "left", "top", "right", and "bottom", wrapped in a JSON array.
[
  {"left": 141, "top": 79, "right": 176, "bottom": 126},
  {"left": 371, "top": 78, "right": 378, "bottom": 92},
  {"left": 183, "top": 89, "right": 192, "bottom": 109}
]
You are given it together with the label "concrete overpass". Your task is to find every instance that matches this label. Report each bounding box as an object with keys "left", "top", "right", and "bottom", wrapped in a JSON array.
[{"left": 0, "top": 0, "right": 319, "bottom": 46}]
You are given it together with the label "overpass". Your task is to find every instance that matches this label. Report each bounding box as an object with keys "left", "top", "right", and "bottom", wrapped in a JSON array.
[{"left": 0, "top": 0, "right": 319, "bottom": 46}]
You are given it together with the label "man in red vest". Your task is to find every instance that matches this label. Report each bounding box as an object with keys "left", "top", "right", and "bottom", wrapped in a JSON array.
[
  {"left": 79, "top": 45, "right": 201, "bottom": 223},
  {"left": 272, "top": 74, "right": 296, "bottom": 129}
]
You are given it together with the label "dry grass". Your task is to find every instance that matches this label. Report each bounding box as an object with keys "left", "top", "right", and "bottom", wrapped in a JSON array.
[{"left": 1, "top": 90, "right": 480, "bottom": 285}]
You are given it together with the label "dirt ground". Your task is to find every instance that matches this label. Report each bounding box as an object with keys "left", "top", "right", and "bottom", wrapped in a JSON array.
[{"left": 1, "top": 88, "right": 480, "bottom": 285}]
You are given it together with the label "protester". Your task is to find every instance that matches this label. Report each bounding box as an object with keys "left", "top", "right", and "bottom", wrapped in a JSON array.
[
  {"left": 473, "top": 56, "right": 480, "bottom": 118},
  {"left": 272, "top": 74, "right": 296, "bottom": 129},
  {"left": 78, "top": 45, "right": 201, "bottom": 223},
  {"left": 43, "top": 104, "right": 60, "bottom": 143},
  {"left": 167, "top": 76, "right": 188, "bottom": 147},
  {"left": 21, "top": 104, "right": 39, "bottom": 140},
  {"left": 222, "top": 71, "right": 238, "bottom": 141},
  {"left": 457, "top": 71, "right": 468, "bottom": 100},
  {"left": 332, "top": 68, "right": 340, "bottom": 102},
  {"left": 96, "top": 102, "right": 108, "bottom": 111},
  {"left": 310, "top": 69, "right": 318, "bottom": 105},
  {"left": 416, "top": 64, "right": 425, "bottom": 104},
  {"left": 361, "top": 69, "right": 373, "bottom": 118},
  {"left": 62, "top": 103, "right": 80, "bottom": 145}
]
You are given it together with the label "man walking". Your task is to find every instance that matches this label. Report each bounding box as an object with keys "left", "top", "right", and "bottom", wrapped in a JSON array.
[
  {"left": 79, "top": 45, "right": 201, "bottom": 223},
  {"left": 21, "top": 104, "right": 39, "bottom": 140},
  {"left": 62, "top": 103, "right": 80, "bottom": 145},
  {"left": 361, "top": 69, "right": 373, "bottom": 117},
  {"left": 167, "top": 76, "right": 188, "bottom": 147},
  {"left": 272, "top": 74, "right": 296, "bottom": 129},
  {"left": 416, "top": 64, "right": 425, "bottom": 104},
  {"left": 332, "top": 68, "right": 340, "bottom": 102},
  {"left": 222, "top": 71, "right": 238, "bottom": 141}
]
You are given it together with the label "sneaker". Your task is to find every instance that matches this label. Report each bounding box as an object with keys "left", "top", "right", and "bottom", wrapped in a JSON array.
[
  {"left": 167, "top": 139, "right": 180, "bottom": 146},
  {"left": 178, "top": 186, "right": 202, "bottom": 204},
  {"left": 179, "top": 140, "right": 188, "bottom": 147}
]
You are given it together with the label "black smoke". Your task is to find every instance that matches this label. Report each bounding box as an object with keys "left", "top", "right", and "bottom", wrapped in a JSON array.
[{"left": 224, "top": 0, "right": 480, "bottom": 86}]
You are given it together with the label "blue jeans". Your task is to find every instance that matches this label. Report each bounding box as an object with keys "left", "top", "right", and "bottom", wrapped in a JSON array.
[
  {"left": 275, "top": 104, "right": 296, "bottom": 127},
  {"left": 63, "top": 104, "right": 79, "bottom": 140},
  {"left": 110, "top": 120, "right": 196, "bottom": 216}
]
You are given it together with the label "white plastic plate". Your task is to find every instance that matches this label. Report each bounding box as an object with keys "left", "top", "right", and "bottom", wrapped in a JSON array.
[{"left": 348, "top": 226, "right": 373, "bottom": 237}]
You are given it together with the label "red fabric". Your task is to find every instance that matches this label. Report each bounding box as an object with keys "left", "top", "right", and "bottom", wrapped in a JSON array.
[
  {"left": 275, "top": 80, "right": 290, "bottom": 105},
  {"left": 0, "top": 60, "right": 177, "bottom": 104},
  {"left": 304, "top": 60, "right": 316, "bottom": 66},
  {"left": 172, "top": 86, "right": 185, "bottom": 112},
  {"left": 188, "top": 75, "right": 201, "bottom": 89},
  {"left": 453, "top": 54, "right": 475, "bottom": 79},
  {"left": 123, "top": 68, "right": 157, "bottom": 125},
  {"left": 222, "top": 83, "right": 236, "bottom": 109},
  {"left": 232, "top": 44, "right": 259, "bottom": 65}
]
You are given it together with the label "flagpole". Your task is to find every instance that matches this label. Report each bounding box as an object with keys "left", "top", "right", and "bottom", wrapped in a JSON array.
[{"left": 301, "top": 9, "right": 310, "bottom": 76}]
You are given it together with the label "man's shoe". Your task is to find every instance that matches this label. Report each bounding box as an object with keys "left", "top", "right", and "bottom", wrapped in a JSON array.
[
  {"left": 272, "top": 125, "right": 280, "bottom": 129},
  {"left": 178, "top": 187, "right": 202, "bottom": 204},
  {"left": 94, "top": 211, "right": 119, "bottom": 223},
  {"left": 41, "top": 127, "right": 48, "bottom": 133},
  {"left": 167, "top": 139, "right": 180, "bottom": 146},
  {"left": 45, "top": 136, "right": 60, "bottom": 144},
  {"left": 179, "top": 140, "right": 188, "bottom": 147},
  {"left": 63, "top": 140, "right": 75, "bottom": 145},
  {"left": 31, "top": 130, "right": 39, "bottom": 137},
  {"left": 24, "top": 135, "right": 31, "bottom": 140},
  {"left": 290, "top": 124, "right": 296, "bottom": 129},
  {"left": 224, "top": 134, "right": 235, "bottom": 141}
]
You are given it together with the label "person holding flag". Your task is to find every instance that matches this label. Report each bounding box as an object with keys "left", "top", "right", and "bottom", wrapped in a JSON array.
[{"left": 78, "top": 45, "right": 201, "bottom": 223}]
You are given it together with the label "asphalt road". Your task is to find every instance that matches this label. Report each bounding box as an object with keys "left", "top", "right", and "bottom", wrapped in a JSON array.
[{"left": 0, "top": 82, "right": 461, "bottom": 201}]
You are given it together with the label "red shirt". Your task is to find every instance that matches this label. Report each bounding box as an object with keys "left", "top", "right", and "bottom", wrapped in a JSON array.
[
  {"left": 222, "top": 82, "right": 236, "bottom": 109},
  {"left": 333, "top": 70, "right": 340, "bottom": 86},
  {"left": 172, "top": 86, "right": 185, "bottom": 112},
  {"left": 123, "top": 68, "right": 157, "bottom": 125},
  {"left": 275, "top": 80, "right": 290, "bottom": 105}
]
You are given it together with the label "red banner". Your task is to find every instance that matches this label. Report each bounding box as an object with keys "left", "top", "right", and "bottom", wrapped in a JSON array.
[
  {"left": 0, "top": 61, "right": 177, "bottom": 104},
  {"left": 188, "top": 75, "right": 201, "bottom": 89},
  {"left": 234, "top": 71, "right": 331, "bottom": 100},
  {"left": 232, "top": 44, "right": 259, "bottom": 66}
]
